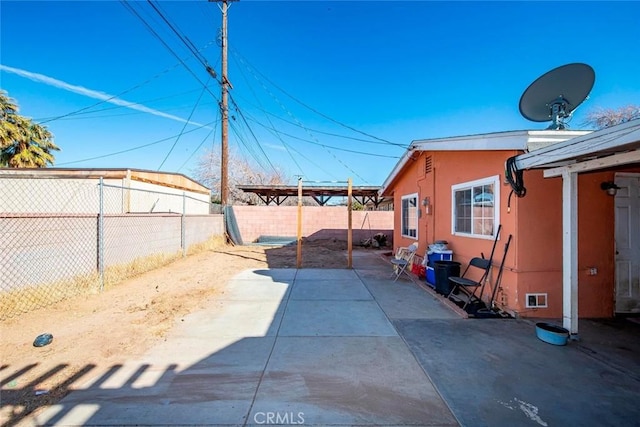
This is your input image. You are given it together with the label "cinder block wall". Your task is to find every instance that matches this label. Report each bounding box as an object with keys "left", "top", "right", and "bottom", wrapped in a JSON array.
[{"left": 232, "top": 206, "right": 394, "bottom": 245}]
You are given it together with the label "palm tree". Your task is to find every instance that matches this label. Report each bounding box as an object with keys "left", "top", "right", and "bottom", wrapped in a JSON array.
[
  {"left": 0, "top": 90, "right": 59, "bottom": 167},
  {"left": 0, "top": 91, "right": 20, "bottom": 153}
]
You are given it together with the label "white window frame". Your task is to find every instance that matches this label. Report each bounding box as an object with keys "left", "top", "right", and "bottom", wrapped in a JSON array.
[
  {"left": 401, "top": 193, "right": 418, "bottom": 240},
  {"left": 525, "top": 293, "right": 548, "bottom": 308},
  {"left": 451, "top": 175, "right": 500, "bottom": 240}
]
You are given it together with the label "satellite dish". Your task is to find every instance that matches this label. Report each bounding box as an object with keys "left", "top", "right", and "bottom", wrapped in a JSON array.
[{"left": 519, "top": 63, "right": 595, "bottom": 130}]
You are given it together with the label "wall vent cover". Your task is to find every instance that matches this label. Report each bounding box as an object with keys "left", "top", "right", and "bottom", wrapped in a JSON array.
[{"left": 425, "top": 156, "right": 433, "bottom": 174}]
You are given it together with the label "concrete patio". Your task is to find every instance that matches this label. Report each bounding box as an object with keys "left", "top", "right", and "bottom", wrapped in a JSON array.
[{"left": 23, "top": 250, "right": 640, "bottom": 426}]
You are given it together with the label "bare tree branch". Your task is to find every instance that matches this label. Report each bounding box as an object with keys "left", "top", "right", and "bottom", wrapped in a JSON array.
[
  {"left": 583, "top": 105, "right": 640, "bottom": 129},
  {"left": 192, "top": 148, "right": 287, "bottom": 205}
]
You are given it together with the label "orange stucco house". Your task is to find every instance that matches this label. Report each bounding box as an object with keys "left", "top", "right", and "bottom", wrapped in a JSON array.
[{"left": 380, "top": 120, "right": 640, "bottom": 334}]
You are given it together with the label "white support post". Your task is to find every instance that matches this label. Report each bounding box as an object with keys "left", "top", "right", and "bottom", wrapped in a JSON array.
[{"left": 562, "top": 170, "right": 579, "bottom": 336}]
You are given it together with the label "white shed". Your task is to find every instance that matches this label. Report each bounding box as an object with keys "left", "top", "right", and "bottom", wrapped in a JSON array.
[{"left": 0, "top": 168, "right": 211, "bottom": 215}]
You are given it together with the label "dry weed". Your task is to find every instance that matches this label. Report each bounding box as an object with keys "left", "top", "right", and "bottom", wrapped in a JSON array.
[{"left": 0, "top": 235, "right": 228, "bottom": 319}]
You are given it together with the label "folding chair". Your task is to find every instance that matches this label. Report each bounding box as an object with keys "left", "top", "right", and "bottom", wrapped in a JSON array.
[
  {"left": 447, "top": 257, "right": 492, "bottom": 309},
  {"left": 390, "top": 243, "right": 418, "bottom": 282}
]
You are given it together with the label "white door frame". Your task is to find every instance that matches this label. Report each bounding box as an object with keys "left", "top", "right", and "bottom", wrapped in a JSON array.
[{"left": 614, "top": 172, "right": 640, "bottom": 314}]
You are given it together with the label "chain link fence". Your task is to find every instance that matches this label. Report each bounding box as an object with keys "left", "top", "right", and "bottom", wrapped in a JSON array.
[{"left": 0, "top": 176, "right": 222, "bottom": 320}]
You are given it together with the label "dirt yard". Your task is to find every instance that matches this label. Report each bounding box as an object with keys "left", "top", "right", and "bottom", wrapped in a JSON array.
[{"left": 0, "top": 239, "right": 364, "bottom": 424}]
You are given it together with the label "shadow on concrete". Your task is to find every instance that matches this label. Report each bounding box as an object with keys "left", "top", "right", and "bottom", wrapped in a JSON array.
[
  {"left": 3, "top": 251, "right": 640, "bottom": 427},
  {"left": 2, "top": 251, "right": 458, "bottom": 426}
]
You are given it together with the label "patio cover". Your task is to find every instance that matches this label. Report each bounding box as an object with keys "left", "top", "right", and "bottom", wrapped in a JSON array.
[
  {"left": 237, "top": 184, "right": 387, "bottom": 207},
  {"left": 512, "top": 119, "right": 640, "bottom": 335}
]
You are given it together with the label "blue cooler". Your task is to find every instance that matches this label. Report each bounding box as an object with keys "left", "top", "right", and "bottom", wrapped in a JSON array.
[{"left": 425, "top": 250, "right": 453, "bottom": 288}]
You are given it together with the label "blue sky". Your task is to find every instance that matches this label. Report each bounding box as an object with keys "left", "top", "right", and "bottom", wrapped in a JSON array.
[{"left": 1, "top": 1, "right": 639, "bottom": 186}]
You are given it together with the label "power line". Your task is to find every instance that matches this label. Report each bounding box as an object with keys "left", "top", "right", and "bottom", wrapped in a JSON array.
[
  {"left": 281, "top": 141, "right": 342, "bottom": 181},
  {"left": 36, "top": 63, "right": 183, "bottom": 125},
  {"left": 228, "top": 111, "right": 266, "bottom": 170},
  {"left": 229, "top": 74, "right": 370, "bottom": 183},
  {"left": 229, "top": 47, "right": 342, "bottom": 177},
  {"left": 228, "top": 93, "right": 279, "bottom": 174},
  {"left": 177, "top": 119, "right": 218, "bottom": 172},
  {"left": 120, "top": 0, "right": 220, "bottom": 102},
  {"left": 235, "top": 96, "right": 408, "bottom": 148},
  {"left": 227, "top": 47, "right": 388, "bottom": 183},
  {"left": 228, "top": 87, "right": 365, "bottom": 180},
  {"left": 36, "top": 91, "right": 217, "bottom": 121},
  {"left": 227, "top": 120, "right": 262, "bottom": 170},
  {"left": 229, "top": 51, "right": 304, "bottom": 176},
  {"left": 158, "top": 79, "right": 210, "bottom": 170},
  {"left": 57, "top": 120, "right": 218, "bottom": 166},
  {"left": 244, "top": 115, "right": 399, "bottom": 159},
  {"left": 230, "top": 46, "right": 401, "bottom": 147},
  {"left": 146, "top": 0, "right": 210, "bottom": 70}
]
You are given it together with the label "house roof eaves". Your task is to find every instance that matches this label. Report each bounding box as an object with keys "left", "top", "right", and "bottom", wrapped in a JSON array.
[
  {"left": 410, "top": 129, "right": 589, "bottom": 151},
  {"left": 380, "top": 148, "right": 416, "bottom": 196},
  {"left": 514, "top": 120, "right": 640, "bottom": 170},
  {"left": 379, "top": 129, "right": 590, "bottom": 196}
]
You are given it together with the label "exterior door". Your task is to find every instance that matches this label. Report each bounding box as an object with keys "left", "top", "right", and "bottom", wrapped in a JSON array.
[{"left": 614, "top": 174, "right": 640, "bottom": 313}]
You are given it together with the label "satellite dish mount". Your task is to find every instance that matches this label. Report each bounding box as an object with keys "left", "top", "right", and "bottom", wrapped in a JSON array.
[
  {"left": 548, "top": 95, "right": 572, "bottom": 130},
  {"left": 519, "top": 63, "right": 595, "bottom": 130}
]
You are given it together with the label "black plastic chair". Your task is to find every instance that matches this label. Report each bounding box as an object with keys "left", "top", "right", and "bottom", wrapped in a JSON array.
[{"left": 447, "top": 257, "right": 492, "bottom": 309}]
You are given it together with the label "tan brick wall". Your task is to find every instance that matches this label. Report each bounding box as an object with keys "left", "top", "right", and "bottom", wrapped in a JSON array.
[{"left": 232, "top": 206, "right": 394, "bottom": 245}]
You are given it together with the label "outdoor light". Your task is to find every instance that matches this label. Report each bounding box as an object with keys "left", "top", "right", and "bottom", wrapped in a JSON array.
[
  {"left": 600, "top": 181, "right": 620, "bottom": 196},
  {"left": 421, "top": 197, "right": 432, "bottom": 214}
]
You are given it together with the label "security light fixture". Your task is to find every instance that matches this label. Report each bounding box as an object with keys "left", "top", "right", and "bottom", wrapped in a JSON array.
[{"left": 600, "top": 181, "right": 620, "bottom": 196}]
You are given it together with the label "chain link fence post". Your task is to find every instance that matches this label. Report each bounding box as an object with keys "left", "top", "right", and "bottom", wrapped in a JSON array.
[
  {"left": 181, "top": 191, "right": 186, "bottom": 257},
  {"left": 98, "top": 177, "right": 105, "bottom": 291},
  {"left": 1, "top": 174, "right": 219, "bottom": 319}
]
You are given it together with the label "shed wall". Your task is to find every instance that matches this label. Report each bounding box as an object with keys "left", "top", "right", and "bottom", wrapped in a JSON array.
[{"left": 0, "top": 177, "right": 210, "bottom": 214}]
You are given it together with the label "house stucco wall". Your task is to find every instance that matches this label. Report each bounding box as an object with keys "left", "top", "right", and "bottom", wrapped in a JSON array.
[
  {"left": 389, "top": 150, "right": 518, "bottom": 259},
  {"left": 387, "top": 149, "right": 617, "bottom": 319},
  {"left": 516, "top": 169, "right": 616, "bottom": 318},
  {"left": 232, "top": 206, "right": 394, "bottom": 246}
]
